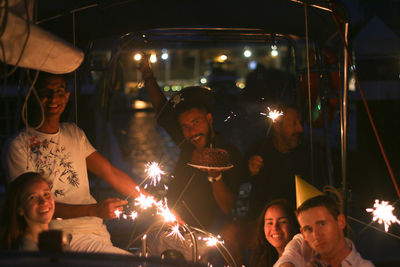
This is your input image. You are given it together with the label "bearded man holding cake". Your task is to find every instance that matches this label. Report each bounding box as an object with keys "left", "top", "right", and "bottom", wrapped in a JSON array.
[{"left": 138, "top": 55, "right": 245, "bottom": 234}]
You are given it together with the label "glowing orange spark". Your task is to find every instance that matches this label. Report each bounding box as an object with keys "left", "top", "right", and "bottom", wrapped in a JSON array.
[
  {"left": 260, "top": 107, "right": 283, "bottom": 122},
  {"left": 145, "top": 161, "right": 165, "bottom": 186},
  {"left": 157, "top": 200, "right": 177, "bottom": 223},
  {"left": 134, "top": 193, "right": 156, "bottom": 210},
  {"left": 114, "top": 209, "right": 122, "bottom": 219},
  {"left": 366, "top": 199, "right": 400, "bottom": 232},
  {"left": 166, "top": 223, "right": 185, "bottom": 241},
  {"left": 202, "top": 234, "right": 224, "bottom": 247},
  {"left": 130, "top": 211, "right": 138, "bottom": 220}
]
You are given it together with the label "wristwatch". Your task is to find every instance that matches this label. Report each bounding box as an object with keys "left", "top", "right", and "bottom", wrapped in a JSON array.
[{"left": 208, "top": 173, "right": 222, "bottom": 183}]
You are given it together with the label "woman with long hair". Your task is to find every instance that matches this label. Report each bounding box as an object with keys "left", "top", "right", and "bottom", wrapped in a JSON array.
[
  {"left": 0, "top": 172, "right": 55, "bottom": 250},
  {"left": 249, "top": 199, "right": 298, "bottom": 267}
]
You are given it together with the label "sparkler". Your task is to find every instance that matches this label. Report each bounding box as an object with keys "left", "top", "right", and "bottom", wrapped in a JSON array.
[
  {"left": 134, "top": 193, "right": 158, "bottom": 210},
  {"left": 114, "top": 208, "right": 138, "bottom": 220},
  {"left": 121, "top": 160, "right": 230, "bottom": 258},
  {"left": 166, "top": 223, "right": 185, "bottom": 241},
  {"left": 366, "top": 199, "right": 400, "bottom": 232},
  {"left": 144, "top": 161, "right": 165, "bottom": 186},
  {"left": 260, "top": 107, "right": 283, "bottom": 122},
  {"left": 114, "top": 209, "right": 122, "bottom": 219},
  {"left": 198, "top": 234, "right": 224, "bottom": 247},
  {"left": 224, "top": 111, "right": 237, "bottom": 122},
  {"left": 130, "top": 211, "right": 138, "bottom": 220},
  {"left": 157, "top": 199, "right": 177, "bottom": 223}
]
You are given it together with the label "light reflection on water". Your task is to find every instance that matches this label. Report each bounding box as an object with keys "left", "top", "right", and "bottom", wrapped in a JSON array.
[{"left": 118, "top": 111, "right": 179, "bottom": 194}]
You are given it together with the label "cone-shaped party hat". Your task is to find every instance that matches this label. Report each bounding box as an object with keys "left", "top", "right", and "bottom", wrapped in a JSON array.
[{"left": 295, "top": 175, "right": 324, "bottom": 208}]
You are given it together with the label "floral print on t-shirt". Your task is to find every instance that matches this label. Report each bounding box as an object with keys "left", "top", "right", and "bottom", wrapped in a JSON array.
[{"left": 28, "top": 135, "right": 80, "bottom": 196}]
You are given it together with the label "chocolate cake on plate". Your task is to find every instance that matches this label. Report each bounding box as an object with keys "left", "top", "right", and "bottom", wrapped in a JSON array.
[{"left": 190, "top": 147, "right": 232, "bottom": 167}]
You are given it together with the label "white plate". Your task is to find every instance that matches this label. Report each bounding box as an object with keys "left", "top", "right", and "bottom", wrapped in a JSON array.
[{"left": 187, "top": 163, "right": 234, "bottom": 171}]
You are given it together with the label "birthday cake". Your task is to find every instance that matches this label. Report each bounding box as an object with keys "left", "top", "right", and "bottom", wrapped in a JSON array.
[{"left": 190, "top": 148, "right": 232, "bottom": 167}]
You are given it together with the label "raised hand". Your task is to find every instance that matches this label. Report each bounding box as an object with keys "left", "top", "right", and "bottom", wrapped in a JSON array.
[
  {"left": 138, "top": 53, "right": 152, "bottom": 76},
  {"left": 248, "top": 154, "right": 264, "bottom": 176},
  {"left": 94, "top": 198, "right": 128, "bottom": 220}
]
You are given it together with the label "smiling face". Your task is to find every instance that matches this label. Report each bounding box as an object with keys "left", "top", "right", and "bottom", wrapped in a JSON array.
[
  {"left": 38, "top": 76, "right": 70, "bottom": 119},
  {"left": 19, "top": 178, "right": 55, "bottom": 227},
  {"left": 298, "top": 206, "right": 346, "bottom": 260},
  {"left": 264, "top": 205, "right": 294, "bottom": 255},
  {"left": 178, "top": 107, "right": 214, "bottom": 149}
]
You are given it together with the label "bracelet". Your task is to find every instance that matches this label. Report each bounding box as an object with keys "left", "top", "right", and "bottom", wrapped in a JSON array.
[{"left": 208, "top": 173, "right": 222, "bottom": 183}]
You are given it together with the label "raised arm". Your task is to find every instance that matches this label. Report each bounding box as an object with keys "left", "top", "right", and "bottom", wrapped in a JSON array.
[
  {"left": 54, "top": 198, "right": 127, "bottom": 220},
  {"left": 139, "top": 54, "right": 167, "bottom": 114},
  {"left": 86, "top": 151, "right": 143, "bottom": 199},
  {"left": 273, "top": 233, "right": 308, "bottom": 267},
  {"left": 211, "top": 176, "right": 236, "bottom": 214},
  {"left": 55, "top": 151, "right": 143, "bottom": 220}
]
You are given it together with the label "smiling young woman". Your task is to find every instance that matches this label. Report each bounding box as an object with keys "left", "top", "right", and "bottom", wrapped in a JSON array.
[
  {"left": 249, "top": 199, "right": 298, "bottom": 267},
  {"left": 0, "top": 172, "right": 55, "bottom": 250}
]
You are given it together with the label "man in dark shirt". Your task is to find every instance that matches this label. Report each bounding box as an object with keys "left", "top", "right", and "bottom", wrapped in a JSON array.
[
  {"left": 227, "top": 104, "right": 311, "bottom": 265},
  {"left": 245, "top": 105, "right": 310, "bottom": 219},
  {"left": 139, "top": 56, "right": 244, "bottom": 232}
]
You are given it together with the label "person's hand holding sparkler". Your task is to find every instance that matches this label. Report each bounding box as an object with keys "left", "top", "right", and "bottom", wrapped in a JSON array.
[
  {"left": 248, "top": 154, "right": 264, "bottom": 176},
  {"left": 93, "top": 198, "right": 128, "bottom": 220}
]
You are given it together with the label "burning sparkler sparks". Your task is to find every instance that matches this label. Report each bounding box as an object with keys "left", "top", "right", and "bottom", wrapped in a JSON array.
[
  {"left": 114, "top": 209, "right": 122, "bottom": 219},
  {"left": 157, "top": 199, "right": 177, "bottom": 223},
  {"left": 260, "top": 107, "right": 284, "bottom": 122},
  {"left": 134, "top": 193, "right": 158, "bottom": 210},
  {"left": 166, "top": 223, "right": 185, "bottom": 241},
  {"left": 224, "top": 111, "right": 237, "bottom": 122},
  {"left": 130, "top": 211, "right": 138, "bottom": 220},
  {"left": 198, "top": 234, "right": 224, "bottom": 247},
  {"left": 133, "top": 193, "right": 178, "bottom": 225},
  {"left": 114, "top": 208, "right": 138, "bottom": 221},
  {"left": 145, "top": 161, "right": 165, "bottom": 186},
  {"left": 366, "top": 199, "right": 400, "bottom": 232}
]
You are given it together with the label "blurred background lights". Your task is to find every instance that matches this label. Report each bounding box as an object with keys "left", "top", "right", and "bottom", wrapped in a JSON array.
[
  {"left": 219, "top": 54, "right": 227, "bottom": 62},
  {"left": 150, "top": 54, "right": 157, "bottom": 63},
  {"left": 132, "top": 100, "right": 149, "bottom": 109},
  {"left": 248, "top": 61, "right": 257, "bottom": 70},
  {"left": 349, "top": 76, "right": 356, "bottom": 91},
  {"left": 200, "top": 77, "right": 207, "bottom": 84},
  {"left": 271, "top": 45, "right": 278, "bottom": 57},
  {"left": 244, "top": 49, "right": 251, "bottom": 57},
  {"left": 171, "top": 85, "right": 182, "bottom": 91},
  {"left": 134, "top": 53, "right": 142, "bottom": 61},
  {"left": 236, "top": 81, "right": 245, "bottom": 89},
  {"left": 161, "top": 49, "right": 168, "bottom": 60}
]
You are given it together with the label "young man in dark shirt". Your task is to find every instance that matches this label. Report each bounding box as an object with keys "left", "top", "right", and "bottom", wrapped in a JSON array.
[{"left": 139, "top": 56, "right": 244, "bottom": 232}]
